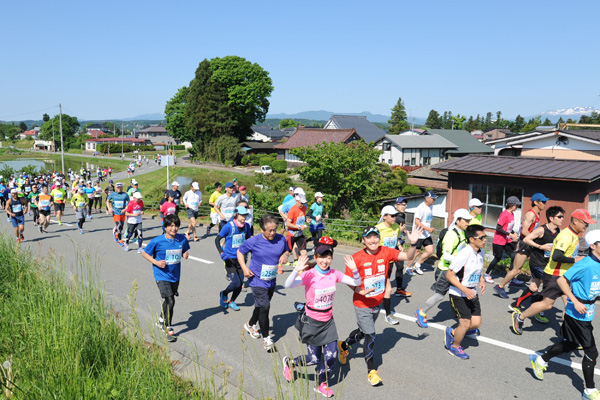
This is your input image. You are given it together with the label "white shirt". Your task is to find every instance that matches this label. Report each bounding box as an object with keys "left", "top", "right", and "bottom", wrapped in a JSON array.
[
  {"left": 448, "top": 245, "right": 485, "bottom": 297},
  {"left": 415, "top": 202, "right": 433, "bottom": 239},
  {"left": 183, "top": 190, "right": 202, "bottom": 211}
]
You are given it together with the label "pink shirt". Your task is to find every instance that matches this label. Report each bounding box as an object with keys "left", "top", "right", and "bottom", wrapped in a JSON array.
[
  {"left": 301, "top": 269, "right": 346, "bottom": 322},
  {"left": 160, "top": 201, "right": 177, "bottom": 217},
  {"left": 493, "top": 210, "right": 515, "bottom": 246}
]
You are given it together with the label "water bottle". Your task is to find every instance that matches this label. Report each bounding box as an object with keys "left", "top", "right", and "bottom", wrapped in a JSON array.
[{"left": 294, "top": 302, "right": 305, "bottom": 312}]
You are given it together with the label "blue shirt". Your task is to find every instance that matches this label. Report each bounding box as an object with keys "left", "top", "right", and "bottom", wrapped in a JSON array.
[
  {"left": 283, "top": 194, "right": 294, "bottom": 204},
  {"left": 218, "top": 221, "right": 252, "bottom": 260},
  {"left": 564, "top": 253, "right": 600, "bottom": 321},
  {"left": 238, "top": 233, "right": 288, "bottom": 289},
  {"left": 309, "top": 202, "right": 324, "bottom": 226},
  {"left": 84, "top": 187, "right": 95, "bottom": 197},
  {"left": 144, "top": 233, "right": 190, "bottom": 282},
  {"left": 107, "top": 192, "right": 129, "bottom": 215},
  {"left": 281, "top": 198, "right": 296, "bottom": 215}
]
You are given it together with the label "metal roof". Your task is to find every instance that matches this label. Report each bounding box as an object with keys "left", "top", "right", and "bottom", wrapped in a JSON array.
[
  {"left": 327, "top": 115, "right": 386, "bottom": 144},
  {"left": 381, "top": 134, "right": 457, "bottom": 149},
  {"left": 426, "top": 129, "right": 494, "bottom": 154},
  {"left": 434, "top": 155, "right": 600, "bottom": 182}
]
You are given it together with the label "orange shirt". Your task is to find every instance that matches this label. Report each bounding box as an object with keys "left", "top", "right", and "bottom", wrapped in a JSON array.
[{"left": 287, "top": 204, "right": 307, "bottom": 233}]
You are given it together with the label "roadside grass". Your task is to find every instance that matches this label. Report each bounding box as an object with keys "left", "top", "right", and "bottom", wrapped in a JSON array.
[{"left": 0, "top": 152, "right": 129, "bottom": 173}]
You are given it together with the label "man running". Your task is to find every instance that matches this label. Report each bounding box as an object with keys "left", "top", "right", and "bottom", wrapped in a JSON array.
[
  {"left": 484, "top": 196, "right": 521, "bottom": 283},
  {"left": 392, "top": 197, "right": 411, "bottom": 297},
  {"left": 50, "top": 183, "right": 67, "bottom": 225},
  {"left": 286, "top": 190, "right": 310, "bottom": 266},
  {"left": 512, "top": 209, "right": 594, "bottom": 335},
  {"left": 6, "top": 188, "right": 28, "bottom": 243},
  {"left": 338, "top": 224, "right": 422, "bottom": 386},
  {"left": 123, "top": 192, "right": 144, "bottom": 253},
  {"left": 35, "top": 185, "right": 53, "bottom": 233},
  {"left": 494, "top": 193, "right": 549, "bottom": 298},
  {"left": 183, "top": 182, "right": 202, "bottom": 241},
  {"left": 215, "top": 182, "right": 238, "bottom": 231},
  {"left": 27, "top": 184, "right": 40, "bottom": 228},
  {"left": 106, "top": 183, "right": 129, "bottom": 245},
  {"left": 308, "top": 192, "right": 327, "bottom": 249},
  {"left": 529, "top": 229, "right": 600, "bottom": 400},
  {"left": 407, "top": 191, "right": 437, "bottom": 276},
  {"left": 206, "top": 182, "right": 222, "bottom": 237},
  {"left": 71, "top": 187, "right": 89, "bottom": 234},
  {"left": 468, "top": 198, "right": 484, "bottom": 225}
]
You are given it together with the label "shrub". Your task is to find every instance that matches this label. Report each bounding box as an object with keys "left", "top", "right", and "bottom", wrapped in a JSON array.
[
  {"left": 259, "top": 154, "right": 276, "bottom": 166},
  {"left": 401, "top": 185, "right": 422, "bottom": 195},
  {"left": 270, "top": 159, "right": 287, "bottom": 173}
]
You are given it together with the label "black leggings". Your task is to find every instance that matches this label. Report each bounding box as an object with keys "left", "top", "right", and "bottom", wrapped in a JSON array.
[
  {"left": 249, "top": 306, "right": 270, "bottom": 339},
  {"left": 87, "top": 200, "right": 93, "bottom": 215},
  {"left": 125, "top": 223, "right": 143, "bottom": 245},
  {"left": 343, "top": 329, "right": 377, "bottom": 371},
  {"left": 115, "top": 220, "right": 124, "bottom": 240},
  {"left": 387, "top": 260, "right": 405, "bottom": 290},
  {"left": 162, "top": 295, "right": 175, "bottom": 327},
  {"left": 31, "top": 207, "right": 39, "bottom": 224},
  {"left": 311, "top": 228, "right": 324, "bottom": 248},
  {"left": 542, "top": 341, "right": 598, "bottom": 389},
  {"left": 77, "top": 218, "right": 85, "bottom": 229},
  {"left": 93, "top": 197, "right": 102, "bottom": 209}
]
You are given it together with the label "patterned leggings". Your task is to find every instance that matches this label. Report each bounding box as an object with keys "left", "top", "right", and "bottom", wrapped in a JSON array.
[{"left": 291, "top": 341, "right": 337, "bottom": 384}]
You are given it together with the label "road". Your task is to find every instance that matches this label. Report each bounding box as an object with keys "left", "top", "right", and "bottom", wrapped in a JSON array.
[{"left": 5, "top": 166, "right": 599, "bottom": 399}]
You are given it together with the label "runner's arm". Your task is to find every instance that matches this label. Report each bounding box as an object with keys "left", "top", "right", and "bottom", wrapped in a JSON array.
[
  {"left": 284, "top": 269, "right": 303, "bottom": 288},
  {"left": 495, "top": 223, "right": 509, "bottom": 236},
  {"left": 552, "top": 249, "right": 574, "bottom": 264},
  {"left": 214, "top": 234, "right": 225, "bottom": 254},
  {"left": 521, "top": 211, "right": 536, "bottom": 236},
  {"left": 557, "top": 276, "right": 588, "bottom": 314},
  {"left": 523, "top": 226, "right": 547, "bottom": 249}
]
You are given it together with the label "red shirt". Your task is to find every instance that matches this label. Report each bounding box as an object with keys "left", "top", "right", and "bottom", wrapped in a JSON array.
[
  {"left": 287, "top": 204, "right": 307, "bottom": 234},
  {"left": 345, "top": 246, "right": 401, "bottom": 308}
]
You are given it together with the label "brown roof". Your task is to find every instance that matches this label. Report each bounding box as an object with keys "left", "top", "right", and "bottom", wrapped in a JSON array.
[
  {"left": 434, "top": 155, "right": 600, "bottom": 182},
  {"left": 274, "top": 128, "right": 360, "bottom": 149},
  {"left": 408, "top": 165, "right": 448, "bottom": 181}
]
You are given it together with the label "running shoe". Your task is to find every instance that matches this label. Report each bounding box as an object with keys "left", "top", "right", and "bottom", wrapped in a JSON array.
[
  {"left": 113, "top": 234, "right": 119, "bottom": 244},
  {"left": 87, "top": 215, "right": 92, "bottom": 219},
  {"left": 493, "top": 284, "right": 509, "bottom": 299},
  {"left": 156, "top": 317, "right": 165, "bottom": 332},
  {"left": 384, "top": 315, "right": 399, "bottom": 325},
  {"left": 510, "top": 278, "right": 525, "bottom": 286},
  {"left": 406, "top": 268, "right": 417, "bottom": 276},
  {"left": 444, "top": 326, "right": 454, "bottom": 349},
  {"left": 166, "top": 326, "right": 177, "bottom": 342},
  {"left": 465, "top": 328, "right": 480, "bottom": 338},
  {"left": 448, "top": 345, "right": 470, "bottom": 360},
  {"left": 244, "top": 322, "right": 261, "bottom": 339},
  {"left": 58, "top": 221, "right": 62, "bottom": 226},
  {"left": 509, "top": 301, "right": 524, "bottom": 313},
  {"left": 314, "top": 382, "right": 334, "bottom": 398},
  {"left": 7, "top": 217, "right": 10, "bottom": 222},
  {"left": 228, "top": 301, "right": 240, "bottom": 311},
  {"left": 415, "top": 309, "right": 428, "bottom": 328},
  {"left": 20, "top": 234, "right": 24, "bottom": 241},
  {"left": 338, "top": 341, "right": 349, "bottom": 365},
  {"left": 511, "top": 311, "right": 524, "bottom": 335},
  {"left": 394, "top": 289, "right": 412, "bottom": 297},
  {"left": 137, "top": 247, "right": 143, "bottom": 254},
  {"left": 529, "top": 354, "right": 546, "bottom": 380},
  {"left": 38, "top": 226, "right": 42, "bottom": 233},
  {"left": 16, "top": 238, "right": 21, "bottom": 244},
  {"left": 185, "top": 233, "right": 190, "bottom": 241},
  {"left": 534, "top": 313, "right": 549, "bottom": 324},
  {"left": 263, "top": 337, "right": 275, "bottom": 351},
  {"left": 483, "top": 274, "right": 494, "bottom": 284},
  {"left": 414, "top": 265, "right": 424, "bottom": 275},
  {"left": 584, "top": 389, "right": 600, "bottom": 400},
  {"left": 205, "top": 227, "right": 210, "bottom": 236},
  {"left": 367, "top": 370, "right": 382, "bottom": 386},
  {"left": 42, "top": 229, "right": 48, "bottom": 233},
  {"left": 118, "top": 240, "right": 124, "bottom": 247},
  {"left": 79, "top": 229, "right": 83, "bottom": 234},
  {"left": 282, "top": 356, "right": 294, "bottom": 382},
  {"left": 219, "top": 291, "right": 228, "bottom": 309},
  {"left": 123, "top": 244, "right": 129, "bottom": 252}
]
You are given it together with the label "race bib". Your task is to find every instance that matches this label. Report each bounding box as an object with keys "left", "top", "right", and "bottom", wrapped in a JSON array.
[
  {"left": 296, "top": 216, "right": 305, "bottom": 227},
  {"left": 166, "top": 207, "right": 176, "bottom": 215},
  {"left": 467, "top": 273, "right": 481, "bottom": 284},
  {"left": 40, "top": 199, "right": 50, "bottom": 207},
  {"left": 383, "top": 235, "right": 398, "bottom": 248},
  {"left": 364, "top": 275, "right": 385, "bottom": 297},
  {"left": 54, "top": 193, "right": 63, "bottom": 200},
  {"left": 77, "top": 202, "right": 86, "bottom": 208},
  {"left": 165, "top": 249, "right": 182, "bottom": 265},
  {"left": 232, "top": 233, "right": 245, "bottom": 248},
  {"left": 12, "top": 204, "right": 22, "bottom": 213},
  {"left": 174, "top": 198, "right": 180, "bottom": 205},
  {"left": 113, "top": 200, "right": 124, "bottom": 209},
  {"left": 260, "top": 264, "right": 277, "bottom": 281},
  {"left": 313, "top": 286, "right": 336, "bottom": 309},
  {"left": 190, "top": 200, "right": 199, "bottom": 207},
  {"left": 223, "top": 208, "right": 234, "bottom": 219}
]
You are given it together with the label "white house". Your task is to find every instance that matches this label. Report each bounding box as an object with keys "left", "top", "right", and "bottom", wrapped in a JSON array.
[
  {"left": 248, "top": 126, "right": 289, "bottom": 142},
  {"left": 374, "top": 134, "right": 457, "bottom": 167}
]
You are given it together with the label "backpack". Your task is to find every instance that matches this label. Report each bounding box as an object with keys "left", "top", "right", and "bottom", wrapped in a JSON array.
[{"left": 435, "top": 228, "right": 461, "bottom": 259}]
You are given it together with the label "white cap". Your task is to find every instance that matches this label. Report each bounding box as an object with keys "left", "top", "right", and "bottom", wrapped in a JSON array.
[
  {"left": 172, "top": 181, "right": 179, "bottom": 187},
  {"left": 381, "top": 205, "right": 398, "bottom": 217},
  {"left": 315, "top": 192, "right": 324, "bottom": 198},
  {"left": 288, "top": 186, "right": 295, "bottom": 191},
  {"left": 449, "top": 208, "right": 473, "bottom": 230},
  {"left": 294, "top": 187, "right": 305, "bottom": 195},
  {"left": 585, "top": 229, "right": 600, "bottom": 247},
  {"left": 296, "top": 193, "right": 307, "bottom": 203},
  {"left": 131, "top": 179, "right": 138, "bottom": 185},
  {"left": 192, "top": 182, "right": 200, "bottom": 190},
  {"left": 469, "top": 198, "right": 484, "bottom": 207},
  {"left": 133, "top": 192, "right": 143, "bottom": 199}
]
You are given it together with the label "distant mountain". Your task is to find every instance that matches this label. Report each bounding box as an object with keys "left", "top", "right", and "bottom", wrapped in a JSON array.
[
  {"left": 535, "top": 106, "right": 600, "bottom": 122},
  {"left": 121, "top": 113, "right": 165, "bottom": 121},
  {"left": 267, "top": 110, "right": 395, "bottom": 123}
]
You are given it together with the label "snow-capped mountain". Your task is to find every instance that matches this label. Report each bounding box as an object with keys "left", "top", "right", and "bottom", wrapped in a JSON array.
[{"left": 543, "top": 106, "right": 600, "bottom": 117}]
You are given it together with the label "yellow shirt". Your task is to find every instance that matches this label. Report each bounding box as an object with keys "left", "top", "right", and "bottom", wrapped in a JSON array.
[
  {"left": 469, "top": 214, "right": 483, "bottom": 225},
  {"left": 376, "top": 222, "right": 401, "bottom": 250},
  {"left": 209, "top": 191, "right": 221, "bottom": 213},
  {"left": 71, "top": 193, "right": 89, "bottom": 209},
  {"left": 544, "top": 226, "right": 580, "bottom": 276}
]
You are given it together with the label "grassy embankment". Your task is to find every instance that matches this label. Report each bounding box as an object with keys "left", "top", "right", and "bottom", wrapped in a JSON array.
[
  {"left": 0, "top": 150, "right": 130, "bottom": 173},
  {"left": 0, "top": 234, "right": 222, "bottom": 399}
]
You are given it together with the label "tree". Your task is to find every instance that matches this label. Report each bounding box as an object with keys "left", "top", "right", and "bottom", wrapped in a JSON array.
[
  {"left": 483, "top": 112, "right": 493, "bottom": 130},
  {"left": 291, "top": 140, "right": 382, "bottom": 216},
  {"left": 387, "top": 97, "right": 410, "bottom": 134},
  {"left": 164, "top": 86, "right": 188, "bottom": 140},
  {"left": 42, "top": 113, "right": 50, "bottom": 122},
  {"left": 496, "top": 111, "right": 502, "bottom": 128},
  {"left": 451, "top": 114, "right": 467, "bottom": 130},
  {"left": 279, "top": 118, "right": 299, "bottom": 129},
  {"left": 542, "top": 117, "right": 553, "bottom": 126},
  {"left": 514, "top": 114, "right": 525, "bottom": 132},
  {"left": 39, "top": 114, "right": 80, "bottom": 149},
  {"left": 522, "top": 116, "right": 541, "bottom": 132},
  {"left": 464, "top": 115, "right": 476, "bottom": 132},
  {"left": 425, "top": 109, "right": 442, "bottom": 129},
  {"left": 441, "top": 111, "right": 453, "bottom": 129},
  {"left": 19, "top": 122, "right": 27, "bottom": 132}
]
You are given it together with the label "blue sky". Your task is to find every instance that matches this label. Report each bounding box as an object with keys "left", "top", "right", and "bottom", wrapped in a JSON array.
[{"left": 1, "top": 0, "right": 599, "bottom": 121}]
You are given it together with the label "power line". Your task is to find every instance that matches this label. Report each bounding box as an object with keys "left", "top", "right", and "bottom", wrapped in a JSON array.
[{"left": 0, "top": 105, "right": 59, "bottom": 120}]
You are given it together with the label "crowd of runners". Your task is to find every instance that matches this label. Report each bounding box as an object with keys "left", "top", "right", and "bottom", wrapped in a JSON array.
[{"left": 2, "top": 165, "right": 600, "bottom": 398}]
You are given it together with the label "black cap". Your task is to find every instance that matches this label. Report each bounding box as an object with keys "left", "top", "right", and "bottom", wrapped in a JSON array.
[{"left": 362, "top": 226, "right": 380, "bottom": 237}]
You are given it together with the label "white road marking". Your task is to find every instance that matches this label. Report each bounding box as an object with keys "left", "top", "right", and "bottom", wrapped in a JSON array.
[
  {"left": 386, "top": 310, "right": 600, "bottom": 375},
  {"left": 50, "top": 219, "right": 74, "bottom": 227}
]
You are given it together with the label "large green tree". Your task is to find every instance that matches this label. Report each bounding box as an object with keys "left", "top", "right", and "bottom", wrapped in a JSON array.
[
  {"left": 42, "top": 113, "right": 50, "bottom": 122},
  {"left": 451, "top": 114, "right": 467, "bottom": 130},
  {"left": 39, "top": 114, "right": 80, "bottom": 149},
  {"left": 164, "top": 86, "right": 188, "bottom": 140},
  {"left": 19, "top": 122, "right": 27, "bottom": 132},
  {"left": 388, "top": 97, "right": 410, "bottom": 134},
  {"left": 514, "top": 114, "right": 525, "bottom": 132},
  {"left": 279, "top": 118, "right": 298, "bottom": 129},
  {"left": 425, "top": 109, "right": 442, "bottom": 129}
]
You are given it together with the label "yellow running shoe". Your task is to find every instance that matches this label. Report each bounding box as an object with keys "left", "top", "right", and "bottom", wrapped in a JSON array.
[
  {"left": 529, "top": 354, "right": 546, "bottom": 380},
  {"left": 584, "top": 388, "right": 600, "bottom": 400},
  {"left": 338, "top": 341, "right": 349, "bottom": 365},
  {"left": 368, "top": 370, "right": 382, "bottom": 386}
]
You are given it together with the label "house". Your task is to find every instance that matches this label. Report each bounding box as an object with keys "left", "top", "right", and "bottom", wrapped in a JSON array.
[
  {"left": 482, "top": 128, "right": 513, "bottom": 142},
  {"left": 425, "top": 129, "right": 494, "bottom": 157},
  {"left": 406, "top": 165, "right": 449, "bottom": 191},
  {"left": 18, "top": 130, "right": 37, "bottom": 140},
  {"left": 434, "top": 155, "right": 600, "bottom": 231},
  {"left": 485, "top": 129, "right": 600, "bottom": 160},
  {"left": 380, "top": 192, "right": 449, "bottom": 228},
  {"left": 136, "top": 125, "right": 180, "bottom": 145},
  {"left": 374, "top": 134, "right": 457, "bottom": 167},
  {"left": 248, "top": 126, "right": 289, "bottom": 142},
  {"left": 85, "top": 137, "right": 152, "bottom": 152},
  {"left": 242, "top": 141, "right": 279, "bottom": 156},
  {"left": 34, "top": 140, "right": 54, "bottom": 152},
  {"left": 274, "top": 127, "right": 361, "bottom": 165},
  {"left": 324, "top": 115, "right": 386, "bottom": 144},
  {"left": 87, "top": 129, "right": 106, "bottom": 139},
  {"left": 85, "top": 124, "right": 110, "bottom": 133},
  {"left": 398, "top": 128, "right": 426, "bottom": 136}
]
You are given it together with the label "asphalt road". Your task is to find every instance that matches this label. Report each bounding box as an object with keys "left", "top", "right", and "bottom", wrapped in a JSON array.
[{"left": 6, "top": 166, "right": 599, "bottom": 399}]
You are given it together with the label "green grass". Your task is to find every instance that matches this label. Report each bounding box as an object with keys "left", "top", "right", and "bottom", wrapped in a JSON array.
[{"left": 0, "top": 152, "right": 129, "bottom": 173}]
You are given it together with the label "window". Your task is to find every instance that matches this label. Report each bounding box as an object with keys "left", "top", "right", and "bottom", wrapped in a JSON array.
[
  {"left": 404, "top": 160, "right": 410, "bottom": 166},
  {"left": 382, "top": 143, "right": 391, "bottom": 151},
  {"left": 285, "top": 152, "right": 301, "bottom": 162},
  {"left": 388, "top": 159, "right": 392, "bottom": 164},
  {"left": 470, "top": 184, "right": 523, "bottom": 228},
  {"left": 590, "top": 193, "right": 600, "bottom": 231},
  {"left": 423, "top": 157, "right": 431, "bottom": 165},
  {"left": 411, "top": 158, "right": 416, "bottom": 166}
]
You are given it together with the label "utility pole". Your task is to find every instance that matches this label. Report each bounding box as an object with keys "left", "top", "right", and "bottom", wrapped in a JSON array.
[
  {"left": 59, "top": 104, "right": 65, "bottom": 174},
  {"left": 166, "top": 142, "right": 170, "bottom": 189},
  {"left": 52, "top": 120, "right": 55, "bottom": 152},
  {"left": 121, "top": 122, "right": 124, "bottom": 158}
]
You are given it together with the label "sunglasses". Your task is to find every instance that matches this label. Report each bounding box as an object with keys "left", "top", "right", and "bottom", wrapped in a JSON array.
[
  {"left": 553, "top": 214, "right": 565, "bottom": 219},
  {"left": 476, "top": 235, "right": 487, "bottom": 240}
]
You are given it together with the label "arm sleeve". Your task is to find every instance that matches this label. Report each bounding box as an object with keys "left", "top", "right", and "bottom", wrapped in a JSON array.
[
  {"left": 214, "top": 235, "right": 225, "bottom": 254},
  {"left": 307, "top": 204, "right": 316, "bottom": 219},
  {"left": 495, "top": 223, "right": 509, "bottom": 236},
  {"left": 340, "top": 270, "right": 361, "bottom": 287},
  {"left": 552, "top": 249, "right": 575, "bottom": 264},
  {"left": 284, "top": 269, "right": 303, "bottom": 288}
]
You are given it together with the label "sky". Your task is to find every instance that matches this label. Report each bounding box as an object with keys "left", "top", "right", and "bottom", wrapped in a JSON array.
[{"left": 1, "top": 0, "right": 599, "bottom": 122}]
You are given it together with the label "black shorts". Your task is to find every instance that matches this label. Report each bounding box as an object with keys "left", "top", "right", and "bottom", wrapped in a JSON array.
[
  {"left": 224, "top": 258, "right": 242, "bottom": 274},
  {"left": 251, "top": 286, "right": 275, "bottom": 308},
  {"left": 186, "top": 209, "right": 199, "bottom": 219},
  {"left": 530, "top": 266, "right": 545, "bottom": 280},
  {"left": 515, "top": 239, "right": 533, "bottom": 256},
  {"left": 541, "top": 273, "right": 563, "bottom": 300},
  {"left": 156, "top": 280, "right": 179, "bottom": 298},
  {"left": 54, "top": 203, "right": 65, "bottom": 212},
  {"left": 290, "top": 235, "right": 307, "bottom": 251},
  {"left": 39, "top": 209, "right": 50, "bottom": 216},
  {"left": 492, "top": 242, "right": 516, "bottom": 259},
  {"left": 431, "top": 269, "right": 451, "bottom": 295},
  {"left": 416, "top": 236, "right": 433, "bottom": 250},
  {"left": 561, "top": 314, "right": 596, "bottom": 349},
  {"left": 450, "top": 294, "right": 481, "bottom": 319}
]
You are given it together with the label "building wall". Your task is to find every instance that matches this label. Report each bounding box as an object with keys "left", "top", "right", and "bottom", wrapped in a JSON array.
[
  {"left": 376, "top": 139, "right": 444, "bottom": 166},
  {"left": 522, "top": 135, "right": 600, "bottom": 151},
  {"left": 522, "top": 148, "right": 600, "bottom": 161}
]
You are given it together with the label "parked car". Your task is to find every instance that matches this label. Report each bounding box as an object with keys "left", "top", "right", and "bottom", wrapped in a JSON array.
[{"left": 255, "top": 165, "right": 272, "bottom": 175}]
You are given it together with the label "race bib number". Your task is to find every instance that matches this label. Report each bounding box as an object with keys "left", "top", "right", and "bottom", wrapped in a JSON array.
[
  {"left": 223, "top": 208, "right": 234, "bottom": 219},
  {"left": 364, "top": 275, "right": 385, "bottom": 297},
  {"left": 296, "top": 216, "right": 305, "bottom": 227},
  {"left": 313, "top": 286, "right": 336, "bottom": 309},
  {"left": 40, "top": 199, "right": 50, "bottom": 207},
  {"left": 133, "top": 210, "right": 141, "bottom": 216},
  {"left": 77, "top": 202, "right": 86, "bottom": 208},
  {"left": 232, "top": 233, "right": 245, "bottom": 248},
  {"left": 165, "top": 249, "right": 182, "bottom": 265},
  {"left": 383, "top": 235, "right": 398, "bottom": 248},
  {"left": 54, "top": 193, "right": 63, "bottom": 200},
  {"left": 166, "top": 207, "right": 176, "bottom": 215},
  {"left": 467, "top": 273, "right": 481, "bottom": 284},
  {"left": 190, "top": 200, "right": 199, "bottom": 207},
  {"left": 12, "top": 204, "right": 22, "bottom": 213},
  {"left": 174, "top": 198, "right": 180, "bottom": 205},
  {"left": 113, "top": 200, "right": 124, "bottom": 208},
  {"left": 260, "top": 264, "right": 277, "bottom": 281}
]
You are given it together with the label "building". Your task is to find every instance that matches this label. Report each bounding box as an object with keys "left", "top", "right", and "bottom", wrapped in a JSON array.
[
  {"left": 85, "top": 124, "right": 110, "bottom": 133},
  {"left": 406, "top": 165, "right": 449, "bottom": 191},
  {"left": 18, "top": 130, "right": 38, "bottom": 140},
  {"left": 426, "top": 129, "right": 494, "bottom": 157},
  {"left": 434, "top": 155, "right": 600, "bottom": 231},
  {"left": 242, "top": 141, "right": 278, "bottom": 156},
  {"left": 34, "top": 140, "right": 55, "bottom": 152},
  {"left": 248, "top": 126, "right": 289, "bottom": 142},
  {"left": 324, "top": 115, "right": 386, "bottom": 144},
  {"left": 274, "top": 127, "right": 361, "bottom": 165},
  {"left": 481, "top": 128, "right": 513, "bottom": 142},
  {"left": 398, "top": 128, "right": 426, "bottom": 136},
  {"left": 136, "top": 125, "right": 180, "bottom": 146},
  {"left": 374, "top": 134, "right": 457, "bottom": 167},
  {"left": 85, "top": 137, "right": 152, "bottom": 152}
]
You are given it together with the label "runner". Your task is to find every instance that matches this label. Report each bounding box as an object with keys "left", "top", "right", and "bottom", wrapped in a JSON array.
[
  {"left": 468, "top": 198, "right": 484, "bottom": 225},
  {"left": 494, "top": 193, "right": 549, "bottom": 298},
  {"left": 5, "top": 189, "right": 28, "bottom": 243},
  {"left": 238, "top": 185, "right": 249, "bottom": 203},
  {"left": 84, "top": 181, "right": 95, "bottom": 219},
  {"left": 529, "top": 229, "right": 600, "bottom": 400},
  {"left": 509, "top": 206, "right": 565, "bottom": 319},
  {"left": 27, "top": 184, "right": 40, "bottom": 228},
  {"left": 483, "top": 196, "right": 521, "bottom": 283},
  {"left": 238, "top": 214, "right": 290, "bottom": 351},
  {"left": 392, "top": 197, "right": 411, "bottom": 297},
  {"left": 123, "top": 192, "right": 144, "bottom": 253},
  {"left": 444, "top": 224, "right": 487, "bottom": 360},
  {"left": 70, "top": 187, "right": 89, "bottom": 234},
  {"left": 512, "top": 209, "right": 594, "bottom": 335},
  {"left": 308, "top": 192, "right": 327, "bottom": 249},
  {"left": 106, "top": 183, "right": 129, "bottom": 245},
  {"left": 141, "top": 214, "right": 190, "bottom": 343},
  {"left": 215, "top": 206, "right": 252, "bottom": 311},
  {"left": 206, "top": 182, "right": 222, "bottom": 237},
  {"left": 215, "top": 182, "right": 238, "bottom": 230},
  {"left": 183, "top": 182, "right": 202, "bottom": 241},
  {"left": 407, "top": 191, "right": 437, "bottom": 276},
  {"left": 415, "top": 209, "right": 472, "bottom": 330},
  {"left": 35, "top": 185, "right": 53, "bottom": 233},
  {"left": 168, "top": 181, "right": 182, "bottom": 213},
  {"left": 286, "top": 190, "right": 310, "bottom": 266},
  {"left": 93, "top": 181, "right": 103, "bottom": 213},
  {"left": 282, "top": 239, "right": 361, "bottom": 398},
  {"left": 50, "top": 183, "right": 67, "bottom": 225},
  {"left": 337, "top": 224, "right": 422, "bottom": 386},
  {"left": 127, "top": 179, "right": 140, "bottom": 200}
]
